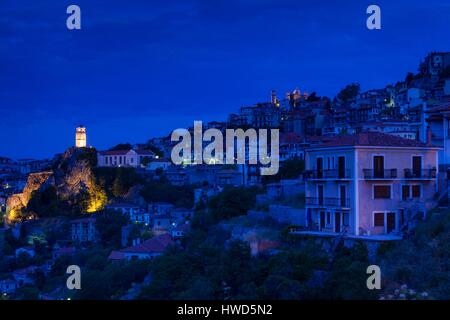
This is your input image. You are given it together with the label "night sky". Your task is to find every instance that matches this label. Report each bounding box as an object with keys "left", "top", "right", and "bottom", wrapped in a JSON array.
[{"left": 1, "top": 0, "right": 449, "bottom": 159}]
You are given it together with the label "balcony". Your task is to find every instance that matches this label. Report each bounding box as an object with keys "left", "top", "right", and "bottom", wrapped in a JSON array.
[
  {"left": 363, "top": 169, "right": 397, "bottom": 179},
  {"left": 404, "top": 169, "right": 437, "bottom": 179},
  {"left": 304, "top": 169, "right": 351, "bottom": 180},
  {"left": 305, "top": 197, "right": 351, "bottom": 209}
]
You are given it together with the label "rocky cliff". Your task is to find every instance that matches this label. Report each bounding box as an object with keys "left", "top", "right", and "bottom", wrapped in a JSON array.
[
  {"left": 6, "top": 147, "right": 106, "bottom": 224},
  {"left": 6, "top": 171, "right": 53, "bottom": 223}
]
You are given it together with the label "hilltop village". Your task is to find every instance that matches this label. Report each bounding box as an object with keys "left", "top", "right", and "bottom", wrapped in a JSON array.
[{"left": 1, "top": 52, "right": 450, "bottom": 300}]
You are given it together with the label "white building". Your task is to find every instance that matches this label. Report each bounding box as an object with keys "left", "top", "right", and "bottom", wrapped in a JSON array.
[{"left": 97, "top": 149, "right": 155, "bottom": 168}]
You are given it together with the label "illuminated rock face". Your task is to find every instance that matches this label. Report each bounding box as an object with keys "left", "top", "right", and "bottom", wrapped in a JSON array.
[
  {"left": 6, "top": 171, "right": 53, "bottom": 223},
  {"left": 6, "top": 147, "right": 106, "bottom": 224}
]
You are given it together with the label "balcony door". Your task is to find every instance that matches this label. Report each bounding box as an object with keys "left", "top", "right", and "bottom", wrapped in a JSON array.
[
  {"left": 338, "top": 156, "right": 346, "bottom": 178},
  {"left": 339, "top": 185, "right": 347, "bottom": 207},
  {"left": 319, "top": 211, "right": 326, "bottom": 230},
  {"left": 412, "top": 156, "right": 422, "bottom": 177},
  {"left": 316, "top": 157, "right": 323, "bottom": 179},
  {"left": 386, "top": 212, "right": 396, "bottom": 233},
  {"left": 318, "top": 185, "right": 324, "bottom": 206},
  {"left": 373, "top": 155, "right": 384, "bottom": 178},
  {"left": 334, "top": 212, "right": 341, "bottom": 233}
]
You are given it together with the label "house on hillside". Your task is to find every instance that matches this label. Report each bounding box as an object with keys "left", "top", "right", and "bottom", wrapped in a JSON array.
[
  {"left": 71, "top": 218, "right": 97, "bottom": 243},
  {"left": 301, "top": 132, "right": 439, "bottom": 240},
  {"left": 97, "top": 149, "right": 155, "bottom": 168},
  {"left": 108, "top": 233, "right": 174, "bottom": 261}
]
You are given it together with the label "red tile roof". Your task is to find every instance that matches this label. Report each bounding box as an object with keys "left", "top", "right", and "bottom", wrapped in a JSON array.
[
  {"left": 120, "top": 234, "right": 173, "bottom": 254},
  {"left": 108, "top": 251, "right": 126, "bottom": 260},
  {"left": 316, "top": 132, "right": 433, "bottom": 148},
  {"left": 279, "top": 132, "right": 304, "bottom": 144}
]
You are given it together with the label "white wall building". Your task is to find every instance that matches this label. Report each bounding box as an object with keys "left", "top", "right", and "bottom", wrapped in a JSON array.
[{"left": 97, "top": 149, "right": 155, "bottom": 168}]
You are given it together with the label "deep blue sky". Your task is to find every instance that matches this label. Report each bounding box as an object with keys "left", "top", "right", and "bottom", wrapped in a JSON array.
[{"left": 1, "top": 0, "right": 449, "bottom": 159}]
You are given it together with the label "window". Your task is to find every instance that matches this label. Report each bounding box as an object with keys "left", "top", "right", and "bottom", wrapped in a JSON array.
[
  {"left": 374, "top": 185, "right": 391, "bottom": 199},
  {"left": 326, "top": 212, "right": 331, "bottom": 224},
  {"left": 399, "top": 209, "right": 405, "bottom": 226},
  {"left": 374, "top": 212, "right": 384, "bottom": 227},
  {"left": 402, "top": 185, "right": 410, "bottom": 200},
  {"left": 412, "top": 185, "right": 421, "bottom": 198}
]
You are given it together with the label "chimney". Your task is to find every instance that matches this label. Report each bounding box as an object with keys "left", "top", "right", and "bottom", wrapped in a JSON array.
[{"left": 426, "top": 126, "right": 432, "bottom": 145}]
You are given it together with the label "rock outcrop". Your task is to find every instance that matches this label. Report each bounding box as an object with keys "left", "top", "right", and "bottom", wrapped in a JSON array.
[
  {"left": 6, "top": 147, "right": 106, "bottom": 224},
  {"left": 6, "top": 171, "right": 53, "bottom": 223}
]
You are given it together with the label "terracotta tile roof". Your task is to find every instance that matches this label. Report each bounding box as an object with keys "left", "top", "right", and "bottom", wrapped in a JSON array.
[
  {"left": 280, "top": 132, "right": 304, "bottom": 144},
  {"left": 316, "top": 132, "right": 433, "bottom": 148},
  {"left": 108, "top": 251, "right": 126, "bottom": 260},
  {"left": 120, "top": 234, "right": 173, "bottom": 254}
]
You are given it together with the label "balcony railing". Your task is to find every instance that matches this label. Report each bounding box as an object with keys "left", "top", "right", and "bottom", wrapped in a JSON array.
[
  {"left": 304, "top": 169, "right": 351, "bottom": 180},
  {"left": 363, "top": 169, "right": 397, "bottom": 179},
  {"left": 305, "top": 197, "right": 351, "bottom": 208},
  {"left": 404, "top": 169, "right": 437, "bottom": 179}
]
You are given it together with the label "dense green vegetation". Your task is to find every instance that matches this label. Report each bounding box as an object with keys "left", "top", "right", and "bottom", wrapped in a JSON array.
[
  {"left": 262, "top": 157, "right": 304, "bottom": 183},
  {"left": 378, "top": 209, "right": 450, "bottom": 299},
  {"left": 95, "top": 167, "right": 142, "bottom": 198},
  {"left": 207, "top": 186, "right": 261, "bottom": 221},
  {"left": 140, "top": 181, "right": 194, "bottom": 208},
  {"left": 138, "top": 222, "right": 376, "bottom": 300}
]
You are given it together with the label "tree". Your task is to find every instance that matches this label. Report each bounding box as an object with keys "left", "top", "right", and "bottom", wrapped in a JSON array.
[
  {"left": 307, "top": 92, "right": 320, "bottom": 102},
  {"left": 262, "top": 157, "right": 304, "bottom": 183},
  {"left": 109, "top": 143, "right": 133, "bottom": 151},
  {"left": 26, "top": 186, "right": 58, "bottom": 218},
  {"left": 96, "top": 210, "right": 128, "bottom": 249},
  {"left": 337, "top": 83, "right": 360, "bottom": 103},
  {"left": 208, "top": 186, "right": 259, "bottom": 221},
  {"left": 140, "top": 181, "right": 194, "bottom": 208},
  {"left": 141, "top": 156, "right": 152, "bottom": 167},
  {"left": 144, "top": 143, "right": 164, "bottom": 158},
  {"left": 405, "top": 72, "right": 415, "bottom": 84}
]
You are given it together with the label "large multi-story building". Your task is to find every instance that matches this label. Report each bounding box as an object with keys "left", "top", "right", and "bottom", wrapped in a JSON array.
[
  {"left": 71, "top": 218, "right": 97, "bottom": 242},
  {"left": 302, "top": 132, "right": 439, "bottom": 239}
]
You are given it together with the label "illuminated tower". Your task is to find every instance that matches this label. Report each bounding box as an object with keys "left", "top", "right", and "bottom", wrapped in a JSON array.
[{"left": 75, "top": 126, "right": 87, "bottom": 148}]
